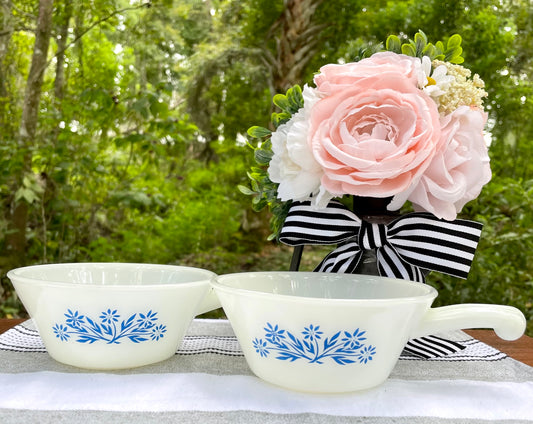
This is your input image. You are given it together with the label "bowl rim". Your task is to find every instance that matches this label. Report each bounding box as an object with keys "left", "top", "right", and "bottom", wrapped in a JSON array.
[
  {"left": 7, "top": 262, "right": 217, "bottom": 289},
  {"left": 212, "top": 271, "right": 437, "bottom": 304}
]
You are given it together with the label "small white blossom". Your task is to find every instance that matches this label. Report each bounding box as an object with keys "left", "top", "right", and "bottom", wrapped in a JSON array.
[{"left": 420, "top": 56, "right": 455, "bottom": 101}]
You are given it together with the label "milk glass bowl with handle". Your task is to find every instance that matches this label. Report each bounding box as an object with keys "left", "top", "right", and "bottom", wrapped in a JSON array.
[
  {"left": 212, "top": 272, "right": 526, "bottom": 393},
  {"left": 8, "top": 263, "right": 220, "bottom": 370}
]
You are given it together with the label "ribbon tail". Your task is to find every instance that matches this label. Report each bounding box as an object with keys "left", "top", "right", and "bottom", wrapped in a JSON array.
[
  {"left": 386, "top": 213, "right": 483, "bottom": 279},
  {"left": 314, "top": 241, "right": 364, "bottom": 274},
  {"left": 376, "top": 244, "right": 426, "bottom": 283}
]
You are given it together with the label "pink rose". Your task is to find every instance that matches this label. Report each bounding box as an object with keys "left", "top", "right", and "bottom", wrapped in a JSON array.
[
  {"left": 314, "top": 52, "right": 425, "bottom": 95},
  {"left": 399, "top": 106, "right": 491, "bottom": 220},
  {"left": 309, "top": 57, "right": 441, "bottom": 199}
]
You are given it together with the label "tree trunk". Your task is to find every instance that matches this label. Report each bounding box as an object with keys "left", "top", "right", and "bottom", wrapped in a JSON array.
[
  {"left": 19, "top": 0, "right": 54, "bottom": 144},
  {"left": 0, "top": 0, "right": 13, "bottom": 130},
  {"left": 268, "top": 0, "right": 326, "bottom": 94},
  {"left": 6, "top": 0, "right": 54, "bottom": 267},
  {"left": 0, "top": 0, "right": 13, "bottom": 73},
  {"left": 54, "top": 0, "right": 72, "bottom": 100},
  {"left": 74, "top": 4, "right": 84, "bottom": 80}
]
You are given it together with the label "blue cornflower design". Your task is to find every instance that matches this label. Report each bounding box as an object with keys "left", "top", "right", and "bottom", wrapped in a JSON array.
[
  {"left": 264, "top": 323, "right": 285, "bottom": 344},
  {"left": 150, "top": 324, "right": 167, "bottom": 341},
  {"left": 137, "top": 310, "right": 158, "bottom": 328},
  {"left": 302, "top": 324, "right": 323, "bottom": 342},
  {"left": 53, "top": 309, "right": 167, "bottom": 345},
  {"left": 341, "top": 328, "right": 367, "bottom": 349},
  {"left": 53, "top": 324, "right": 70, "bottom": 341},
  {"left": 64, "top": 309, "right": 85, "bottom": 328},
  {"left": 100, "top": 309, "right": 120, "bottom": 324},
  {"left": 253, "top": 323, "right": 376, "bottom": 365},
  {"left": 253, "top": 338, "right": 269, "bottom": 357},
  {"left": 357, "top": 345, "right": 376, "bottom": 364}
]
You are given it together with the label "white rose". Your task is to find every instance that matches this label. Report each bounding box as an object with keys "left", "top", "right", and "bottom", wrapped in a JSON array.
[{"left": 268, "top": 85, "right": 333, "bottom": 207}]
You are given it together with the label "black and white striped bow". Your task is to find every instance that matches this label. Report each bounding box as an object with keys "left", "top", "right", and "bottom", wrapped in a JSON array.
[{"left": 280, "top": 200, "right": 483, "bottom": 283}]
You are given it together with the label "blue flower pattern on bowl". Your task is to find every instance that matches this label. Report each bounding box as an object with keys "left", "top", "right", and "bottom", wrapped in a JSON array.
[
  {"left": 253, "top": 323, "right": 376, "bottom": 365},
  {"left": 52, "top": 309, "right": 167, "bottom": 344}
]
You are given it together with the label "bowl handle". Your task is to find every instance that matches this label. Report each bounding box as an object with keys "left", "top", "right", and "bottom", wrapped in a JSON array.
[
  {"left": 410, "top": 304, "right": 526, "bottom": 341},
  {"left": 195, "top": 286, "right": 222, "bottom": 316}
]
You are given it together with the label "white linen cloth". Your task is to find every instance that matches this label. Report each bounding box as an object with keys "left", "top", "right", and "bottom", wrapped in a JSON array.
[
  {"left": 0, "top": 319, "right": 532, "bottom": 423},
  {"left": 1, "top": 371, "right": 532, "bottom": 420}
]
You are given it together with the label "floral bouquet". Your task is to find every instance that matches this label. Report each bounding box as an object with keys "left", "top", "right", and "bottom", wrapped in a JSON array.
[{"left": 241, "top": 32, "right": 490, "bottom": 283}]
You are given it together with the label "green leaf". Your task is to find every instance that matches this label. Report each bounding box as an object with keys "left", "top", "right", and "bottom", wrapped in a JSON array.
[
  {"left": 271, "top": 112, "right": 291, "bottom": 128},
  {"left": 254, "top": 148, "right": 273, "bottom": 165},
  {"left": 353, "top": 46, "right": 374, "bottom": 61},
  {"left": 445, "top": 45, "right": 463, "bottom": 62},
  {"left": 132, "top": 97, "right": 151, "bottom": 119},
  {"left": 266, "top": 233, "right": 277, "bottom": 241},
  {"left": 401, "top": 43, "right": 416, "bottom": 56},
  {"left": 250, "top": 179, "right": 259, "bottom": 192},
  {"left": 386, "top": 35, "right": 402, "bottom": 53},
  {"left": 422, "top": 43, "right": 437, "bottom": 59},
  {"left": 15, "top": 187, "right": 39, "bottom": 204},
  {"left": 414, "top": 31, "right": 427, "bottom": 56},
  {"left": 238, "top": 185, "right": 256, "bottom": 195},
  {"left": 273, "top": 94, "right": 292, "bottom": 113},
  {"left": 149, "top": 100, "right": 169, "bottom": 118},
  {"left": 252, "top": 197, "right": 268, "bottom": 210},
  {"left": 447, "top": 34, "right": 462, "bottom": 48},
  {"left": 286, "top": 85, "right": 304, "bottom": 112},
  {"left": 114, "top": 133, "right": 147, "bottom": 148},
  {"left": 247, "top": 126, "right": 271, "bottom": 138},
  {"left": 443, "top": 34, "right": 464, "bottom": 63}
]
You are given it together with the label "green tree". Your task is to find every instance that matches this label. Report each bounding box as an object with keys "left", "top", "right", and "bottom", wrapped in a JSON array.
[
  {"left": 0, "top": 1, "right": 221, "bottom": 315},
  {"left": 2, "top": 0, "right": 53, "bottom": 270}
]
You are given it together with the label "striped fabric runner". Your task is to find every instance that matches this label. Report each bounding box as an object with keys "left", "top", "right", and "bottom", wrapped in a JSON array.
[
  {"left": 403, "top": 335, "right": 466, "bottom": 359},
  {"left": 0, "top": 321, "right": 507, "bottom": 361}
]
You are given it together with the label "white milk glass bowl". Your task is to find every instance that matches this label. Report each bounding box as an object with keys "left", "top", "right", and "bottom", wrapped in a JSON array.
[
  {"left": 8, "top": 263, "right": 219, "bottom": 370},
  {"left": 212, "top": 272, "right": 526, "bottom": 393}
]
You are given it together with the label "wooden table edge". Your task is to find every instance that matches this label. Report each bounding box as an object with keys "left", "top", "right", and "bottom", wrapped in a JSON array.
[
  {"left": 464, "top": 329, "right": 533, "bottom": 367},
  {"left": 0, "top": 318, "right": 25, "bottom": 333},
  {"left": 0, "top": 319, "right": 531, "bottom": 367}
]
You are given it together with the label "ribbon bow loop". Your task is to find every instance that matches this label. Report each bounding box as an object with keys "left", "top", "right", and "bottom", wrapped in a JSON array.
[{"left": 279, "top": 200, "right": 483, "bottom": 283}]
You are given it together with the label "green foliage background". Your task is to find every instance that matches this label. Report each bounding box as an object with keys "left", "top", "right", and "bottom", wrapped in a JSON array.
[{"left": 0, "top": 0, "right": 532, "bottom": 335}]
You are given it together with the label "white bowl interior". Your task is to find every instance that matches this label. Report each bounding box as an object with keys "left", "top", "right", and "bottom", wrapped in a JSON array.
[
  {"left": 9, "top": 263, "right": 215, "bottom": 287},
  {"left": 214, "top": 272, "right": 436, "bottom": 301}
]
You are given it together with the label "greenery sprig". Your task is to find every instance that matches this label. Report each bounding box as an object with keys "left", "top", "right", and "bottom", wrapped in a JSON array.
[
  {"left": 385, "top": 30, "right": 464, "bottom": 64},
  {"left": 239, "top": 85, "right": 304, "bottom": 240}
]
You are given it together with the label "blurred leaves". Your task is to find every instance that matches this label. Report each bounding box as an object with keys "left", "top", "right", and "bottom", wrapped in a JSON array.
[
  {"left": 428, "top": 177, "right": 533, "bottom": 335},
  {"left": 240, "top": 84, "right": 305, "bottom": 240}
]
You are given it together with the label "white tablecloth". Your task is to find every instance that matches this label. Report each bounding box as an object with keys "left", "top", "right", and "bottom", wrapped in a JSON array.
[{"left": 0, "top": 319, "right": 532, "bottom": 423}]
